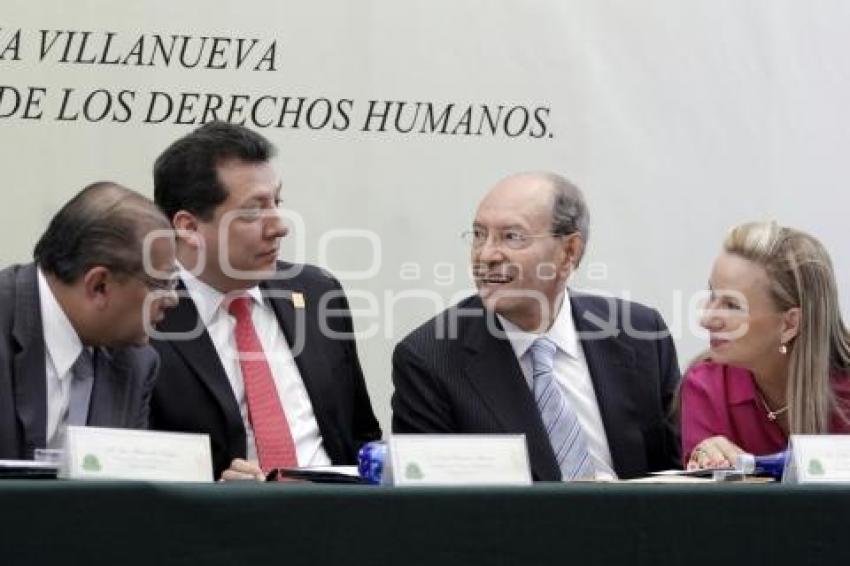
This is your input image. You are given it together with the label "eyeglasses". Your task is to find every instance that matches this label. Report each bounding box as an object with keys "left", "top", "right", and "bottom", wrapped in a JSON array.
[
  {"left": 131, "top": 272, "right": 180, "bottom": 292},
  {"left": 460, "top": 228, "right": 567, "bottom": 250}
]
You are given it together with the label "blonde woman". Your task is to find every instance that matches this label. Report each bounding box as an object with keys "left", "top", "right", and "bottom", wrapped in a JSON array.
[{"left": 681, "top": 221, "right": 850, "bottom": 469}]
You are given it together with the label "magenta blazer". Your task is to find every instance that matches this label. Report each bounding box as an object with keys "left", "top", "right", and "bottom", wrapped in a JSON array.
[{"left": 680, "top": 361, "right": 850, "bottom": 466}]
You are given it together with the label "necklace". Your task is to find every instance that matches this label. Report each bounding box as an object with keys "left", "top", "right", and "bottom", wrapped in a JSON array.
[{"left": 756, "top": 392, "right": 788, "bottom": 421}]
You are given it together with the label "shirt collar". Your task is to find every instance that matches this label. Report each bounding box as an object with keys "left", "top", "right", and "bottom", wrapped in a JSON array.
[
  {"left": 724, "top": 364, "right": 758, "bottom": 406},
  {"left": 498, "top": 289, "right": 581, "bottom": 360},
  {"left": 37, "top": 268, "right": 83, "bottom": 380},
  {"left": 179, "top": 263, "right": 264, "bottom": 324}
]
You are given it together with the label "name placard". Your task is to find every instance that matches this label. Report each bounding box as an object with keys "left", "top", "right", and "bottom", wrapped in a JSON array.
[
  {"left": 63, "top": 426, "right": 213, "bottom": 482},
  {"left": 784, "top": 434, "right": 850, "bottom": 484},
  {"left": 386, "top": 434, "right": 532, "bottom": 486}
]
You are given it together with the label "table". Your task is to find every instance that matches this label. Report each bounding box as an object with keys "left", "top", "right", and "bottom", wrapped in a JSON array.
[{"left": 0, "top": 480, "right": 845, "bottom": 565}]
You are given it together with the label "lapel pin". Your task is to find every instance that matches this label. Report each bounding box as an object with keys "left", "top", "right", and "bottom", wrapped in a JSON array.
[{"left": 292, "top": 292, "right": 305, "bottom": 309}]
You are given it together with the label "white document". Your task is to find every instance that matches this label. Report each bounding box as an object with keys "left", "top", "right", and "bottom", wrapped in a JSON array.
[
  {"left": 0, "top": 459, "right": 59, "bottom": 478},
  {"left": 63, "top": 426, "right": 213, "bottom": 482},
  {"left": 784, "top": 434, "right": 850, "bottom": 484},
  {"left": 291, "top": 465, "right": 359, "bottom": 476},
  {"left": 386, "top": 434, "right": 532, "bottom": 486}
]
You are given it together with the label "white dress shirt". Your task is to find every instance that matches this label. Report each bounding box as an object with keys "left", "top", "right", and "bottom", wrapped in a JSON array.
[
  {"left": 498, "top": 291, "right": 617, "bottom": 479},
  {"left": 180, "top": 266, "right": 331, "bottom": 466},
  {"left": 38, "top": 269, "right": 84, "bottom": 449}
]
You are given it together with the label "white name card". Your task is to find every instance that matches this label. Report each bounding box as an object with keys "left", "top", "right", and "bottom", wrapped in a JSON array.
[
  {"left": 385, "top": 434, "right": 532, "bottom": 486},
  {"left": 784, "top": 434, "right": 850, "bottom": 484},
  {"left": 62, "top": 426, "right": 213, "bottom": 482}
]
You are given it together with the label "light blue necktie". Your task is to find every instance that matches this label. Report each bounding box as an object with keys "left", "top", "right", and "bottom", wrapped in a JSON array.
[
  {"left": 68, "top": 348, "right": 95, "bottom": 426},
  {"left": 530, "top": 336, "right": 595, "bottom": 481}
]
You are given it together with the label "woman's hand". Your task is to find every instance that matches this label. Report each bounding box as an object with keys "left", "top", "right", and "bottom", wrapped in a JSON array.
[{"left": 687, "top": 436, "right": 744, "bottom": 470}]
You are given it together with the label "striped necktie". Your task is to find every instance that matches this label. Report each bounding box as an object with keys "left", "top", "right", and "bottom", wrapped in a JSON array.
[{"left": 529, "top": 336, "right": 595, "bottom": 481}]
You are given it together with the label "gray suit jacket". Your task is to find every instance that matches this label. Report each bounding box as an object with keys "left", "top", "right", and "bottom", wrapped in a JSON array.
[{"left": 0, "top": 263, "right": 160, "bottom": 459}]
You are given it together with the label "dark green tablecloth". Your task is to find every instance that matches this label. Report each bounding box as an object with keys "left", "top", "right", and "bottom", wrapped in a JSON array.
[{"left": 0, "top": 480, "right": 845, "bottom": 566}]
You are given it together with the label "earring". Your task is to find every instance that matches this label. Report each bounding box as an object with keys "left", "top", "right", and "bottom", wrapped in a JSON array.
[{"left": 779, "top": 344, "right": 788, "bottom": 355}]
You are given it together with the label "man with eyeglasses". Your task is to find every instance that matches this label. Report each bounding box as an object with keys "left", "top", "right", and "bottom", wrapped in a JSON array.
[
  {"left": 148, "top": 121, "right": 381, "bottom": 480},
  {"left": 391, "top": 172, "right": 681, "bottom": 480},
  {"left": 0, "top": 182, "right": 178, "bottom": 459}
]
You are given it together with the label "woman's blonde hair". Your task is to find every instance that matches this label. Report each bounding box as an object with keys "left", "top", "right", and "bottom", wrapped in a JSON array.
[{"left": 724, "top": 221, "right": 850, "bottom": 433}]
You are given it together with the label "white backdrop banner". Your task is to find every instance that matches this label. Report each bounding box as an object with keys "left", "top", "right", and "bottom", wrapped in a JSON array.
[{"left": 2, "top": 0, "right": 849, "bottom": 428}]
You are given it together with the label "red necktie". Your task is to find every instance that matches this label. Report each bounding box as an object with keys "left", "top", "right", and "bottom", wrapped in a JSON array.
[{"left": 228, "top": 295, "right": 298, "bottom": 472}]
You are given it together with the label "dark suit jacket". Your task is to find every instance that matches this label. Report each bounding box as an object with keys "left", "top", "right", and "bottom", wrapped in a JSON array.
[
  {"left": 391, "top": 292, "right": 681, "bottom": 480},
  {"left": 0, "top": 263, "right": 159, "bottom": 459},
  {"left": 149, "top": 262, "right": 382, "bottom": 478}
]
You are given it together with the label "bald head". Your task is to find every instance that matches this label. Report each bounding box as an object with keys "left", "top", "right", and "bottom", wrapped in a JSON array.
[
  {"left": 478, "top": 173, "right": 554, "bottom": 229},
  {"left": 481, "top": 172, "right": 589, "bottom": 258}
]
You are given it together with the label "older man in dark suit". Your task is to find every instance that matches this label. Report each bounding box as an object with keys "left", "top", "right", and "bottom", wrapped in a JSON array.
[
  {"left": 392, "top": 172, "right": 681, "bottom": 480},
  {"left": 0, "top": 182, "right": 178, "bottom": 459},
  {"left": 149, "top": 122, "right": 381, "bottom": 480}
]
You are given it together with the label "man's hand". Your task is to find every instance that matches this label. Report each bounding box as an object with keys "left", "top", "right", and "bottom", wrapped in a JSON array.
[{"left": 220, "top": 458, "right": 266, "bottom": 482}]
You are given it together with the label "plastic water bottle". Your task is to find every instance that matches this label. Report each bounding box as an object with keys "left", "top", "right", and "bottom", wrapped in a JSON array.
[
  {"left": 736, "top": 449, "right": 789, "bottom": 480},
  {"left": 357, "top": 441, "right": 387, "bottom": 484}
]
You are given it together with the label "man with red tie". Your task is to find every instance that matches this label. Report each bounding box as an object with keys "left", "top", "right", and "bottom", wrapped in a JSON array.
[{"left": 148, "top": 121, "right": 381, "bottom": 480}]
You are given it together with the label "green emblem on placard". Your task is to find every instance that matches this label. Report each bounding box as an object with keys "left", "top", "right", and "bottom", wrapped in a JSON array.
[
  {"left": 808, "top": 458, "right": 825, "bottom": 476},
  {"left": 82, "top": 454, "right": 102, "bottom": 472},
  {"left": 405, "top": 462, "right": 424, "bottom": 480}
]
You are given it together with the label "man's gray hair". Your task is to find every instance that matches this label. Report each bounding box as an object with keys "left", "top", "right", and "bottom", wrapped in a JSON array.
[{"left": 544, "top": 173, "right": 589, "bottom": 263}]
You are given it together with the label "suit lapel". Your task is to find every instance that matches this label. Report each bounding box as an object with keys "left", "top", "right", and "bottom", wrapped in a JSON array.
[
  {"left": 262, "top": 279, "right": 339, "bottom": 451},
  {"left": 157, "top": 283, "right": 243, "bottom": 433},
  {"left": 571, "top": 294, "right": 646, "bottom": 476},
  {"left": 261, "top": 279, "right": 303, "bottom": 361},
  {"left": 12, "top": 264, "right": 48, "bottom": 454},
  {"left": 461, "top": 301, "right": 560, "bottom": 481}
]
